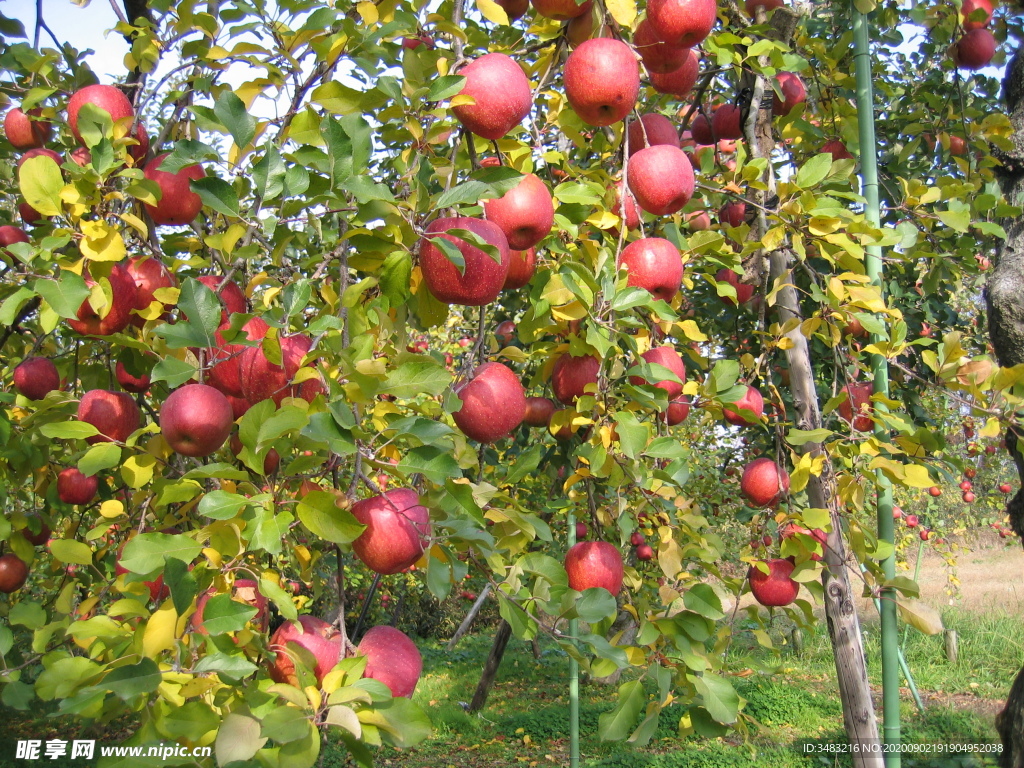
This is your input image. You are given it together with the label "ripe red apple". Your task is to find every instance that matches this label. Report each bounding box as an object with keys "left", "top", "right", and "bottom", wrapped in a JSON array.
[
  {"left": 745, "top": 0, "right": 784, "bottom": 14},
  {"left": 961, "top": 0, "right": 993, "bottom": 29},
  {"left": 127, "top": 122, "right": 150, "bottom": 163},
  {"left": 0, "top": 554, "right": 29, "bottom": 593},
  {"left": 483, "top": 173, "right": 554, "bottom": 250},
  {"left": 67, "top": 84, "right": 134, "bottom": 144},
  {"left": 419, "top": 216, "right": 511, "bottom": 306},
  {"left": 4, "top": 107, "right": 52, "bottom": 150},
  {"left": 959, "top": 480, "right": 973, "bottom": 491},
  {"left": 952, "top": 28, "right": 996, "bottom": 70},
  {"left": 197, "top": 275, "right": 248, "bottom": 320},
  {"left": 905, "top": 514, "right": 919, "bottom": 528},
  {"left": 627, "top": 113, "right": 680, "bottom": 156},
  {"left": 16, "top": 146, "right": 62, "bottom": 172},
  {"left": 78, "top": 389, "right": 141, "bottom": 445},
  {"left": 612, "top": 183, "right": 642, "bottom": 231},
  {"left": 928, "top": 486, "right": 941, "bottom": 498},
  {"left": 741, "top": 458, "right": 790, "bottom": 508},
  {"left": 68, "top": 262, "right": 139, "bottom": 337},
  {"left": 503, "top": 248, "right": 537, "bottom": 290},
  {"left": 661, "top": 397, "right": 690, "bottom": 425},
  {"left": 452, "top": 53, "right": 532, "bottom": 140},
  {"left": 401, "top": 34, "right": 434, "bottom": 50},
  {"left": 57, "top": 467, "right": 99, "bottom": 505},
  {"left": 711, "top": 104, "right": 743, "bottom": 141},
  {"left": 634, "top": 19, "right": 688, "bottom": 75},
  {"left": 115, "top": 360, "right": 151, "bottom": 393},
  {"left": 618, "top": 238, "right": 682, "bottom": 303},
  {"left": 722, "top": 385, "right": 764, "bottom": 426},
  {"left": 22, "top": 516, "right": 51, "bottom": 547},
  {"left": 13, "top": 357, "right": 60, "bottom": 401},
  {"left": 576, "top": 521, "right": 588, "bottom": 539},
  {"left": 352, "top": 488, "right": 431, "bottom": 575},
  {"left": 837, "top": 382, "right": 873, "bottom": 432},
  {"left": 193, "top": 578, "right": 268, "bottom": 633},
  {"left": 532, "top": 0, "right": 592, "bottom": 18},
  {"left": 566, "top": 8, "right": 610, "bottom": 45},
  {"left": 496, "top": 0, "right": 530, "bottom": 19},
  {"left": 962, "top": 491, "right": 976, "bottom": 503},
  {"left": 564, "top": 39, "right": 640, "bottom": 127},
  {"left": 822, "top": 138, "right": 853, "bottom": 161},
  {"left": 229, "top": 433, "right": 280, "bottom": 475},
  {"left": 630, "top": 532, "right": 645, "bottom": 546},
  {"left": 649, "top": 48, "right": 701, "bottom": 97},
  {"left": 453, "top": 362, "right": 527, "bottom": 443},
  {"left": 0, "top": 225, "right": 30, "bottom": 260},
  {"left": 919, "top": 528, "right": 933, "bottom": 542},
  {"left": 126, "top": 255, "right": 176, "bottom": 327},
  {"left": 358, "top": 625, "right": 423, "bottom": 698},
  {"left": 636, "top": 543, "right": 654, "bottom": 561},
  {"left": 719, "top": 201, "right": 747, "bottom": 228},
  {"left": 160, "top": 383, "right": 234, "bottom": 457},
  {"left": 239, "top": 332, "right": 323, "bottom": 406},
  {"left": 551, "top": 353, "right": 601, "bottom": 404},
  {"left": 627, "top": 145, "right": 694, "bottom": 216},
  {"left": 949, "top": 135, "right": 968, "bottom": 156},
  {"left": 564, "top": 540, "right": 624, "bottom": 595},
  {"left": 985, "top": 444, "right": 997, "bottom": 455},
  {"left": 630, "top": 345, "right": 686, "bottom": 398},
  {"left": 772, "top": 72, "right": 806, "bottom": 115},
  {"left": 685, "top": 210, "right": 711, "bottom": 230},
  {"left": 647, "top": 0, "right": 717, "bottom": 48},
  {"left": 143, "top": 153, "right": 205, "bottom": 226},
  {"left": 1000, "top": 483, "right": 1012, "bottom": 494},
  {"left": 268, "top": 615, "right": 343, "bottom": 686},
  {"left": 524, "top": 396, "right": 557, "bottom": 427},
  {"left": 893, "top": 505, "right": 904, "bottom": 519},
  {"left": 208, "top": 316, "right": 270, "bottom": 397},
  {"left": 716, "top": 268, "right": 754, "bottom": 305},
  {"left": 748, "top": 558, "right": 798, "bottom": 607},
  {"left": 494, "top": 319, "right": 517, "bottom": 345},
  {"left": 691, "top": 113, "right": 714, "bottom": 145}
]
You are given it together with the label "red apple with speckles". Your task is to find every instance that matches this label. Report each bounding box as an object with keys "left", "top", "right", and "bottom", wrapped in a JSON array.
[
  {"left": 503, "top": 248, "right": 537, "bottom": 290},
  {"left": 160, "top": 383, "right": 235, "bottom": 457},
  {"left": 483, "top": 173, "right": 554, "bottom": 250},
  {"left": 524, "top": 396, "right": 557, "bottom": 427},
  {"left": 551, "top": 353, "right": 601, "bottom": 404},
  {"left": 13, "top": 357, "right": 60, "bottom": 401},
  {"left": 67, "top": 84, "right": 134, "bottom": 144},
  {"left": 126, "top": 255, "right": 176, "bottom": 327},
  {"left": 627, "top": 112, "right": 680, "bottom": 156},
  {"left": 268, "top": 615, "right": 343, "bottom": 686},
  {"left": 716, "top": 268, "right": 754, "bottom": 305},
  {"left": 646, "top": 0, "right": 717, "bottom": 48},
  {"left": 630, "top": 345, "right": 686, "bottom": 398},
  {"left": 772, "top": 72, "right": 806, "bottom": 115},
  {"left": 960, "top": 0, "right": 993, "bottom": 29},
  {"left": 723, "top": 385, "right": 764, "bottom": 426},
  {"left": 452, "top": 53, "right": 532, "bottom": 140},
  {"left": 618, "top": 238, "right": 682, "bottom": 303},
  {"left": 748, "top": 558, "right": 799, "bottom": 607},
  {"left": 68, "top": 263, "right": 139, "bottom": 337},
  {"left": 711, "top": 104, "right": 743, "bottom": 141},
  {"left": 351, "top": 488, "right": 431, "bottom": 575},
  {"left": 143, "top": 153, "right": 205, "bottom": 226},
  {"left": 662, "top": 397, "right": 691, "bottom": 425},
  {"left": 741, "top": 458, "right": 790, "bottom": 508},
  {"left": 78, "top": 389, "right": 141, "bottom": 445},
  {"left": 565, "top": 540, "right": 624, "bottom": 595},
  {"left": 419, "top": 217, "right": 511, "bottom": 306},
  {"left": 649, "top": 48, "right": 701, "bottom": 97},
  {"left": 208, "top": 316, "right": 270, "bottom": 398},
  {"left": 719, "top": 201, "right": 747, "bottom": 228},
  {"left": 115, "top": 360, "right": 151, "bottom": 393},
  {"left": 951, "top": 28, "right": 996, "bottom": 70},
  {"left": 4, "top": 107, "right": 52, "bottom": 150},
  {"left": 564, "top": 39, "right": 640, "bottom": 127},
  {"left": 453, "top": 362, "right": 526, "bottom": 443},
  {"left": 197, "top": 275, "right": 248, "bottom": 320},
  {"left": 57, "top": 467, "right": 99, "bottom": 505},
  {"left": 628, "top": 145, "right": 694, "bottom": 215},
  {"left": 634, "top": 18, "right": 687, "bottom": 75},
  {"left": 358, "top": 625, "right": 423, "bottom": 698}
]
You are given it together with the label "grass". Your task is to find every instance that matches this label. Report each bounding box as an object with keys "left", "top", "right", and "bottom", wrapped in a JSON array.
[{"left": 0, "top": 608, "right": 1013, "bottom": 768}]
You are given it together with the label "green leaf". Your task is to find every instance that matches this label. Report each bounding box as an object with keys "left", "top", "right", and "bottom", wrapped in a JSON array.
[
  {"left": 787, "top": 428, "right": 832, "bottom": 446},
  {"left": 9, "top": 601, "right": 46, "bottom": 629},
  {"left": 795, "top": 153, "right": 833, "bottom": 189},
  {"left": 0, "top": 287, "right": 37, "bottom": 325},
  {"left": 253, "top": 144, "right": 287, "bottom": 200},
  {"left": 359, "top": 697, "right": 432, "bottom": 748},
  {"left": 39, "top": 421, "right": 99, "bottom": 440},
  {"left": 215, "top": 713, "right": 267, "bottom": 765},
  {"left": 259, "top": 576, "right": 298, "bottom": 623},
  {"left": 683, "top": 584, "right": 725, "bottom": 620},
  {"left": 506, "top": 443, "right": 544, "bottom": 485},
  {"left": 18, "top": 155, "right": 63, "bottom": 216},
  {"left": 119, "top": 533, "right": 202, "bottom": 574},
  {"left": 77, "top": 443, "right": 121, "bottom": 476},
  {"left": 257, "top": 406, "right": 310, "bottom": 447},
  {"left": 297, "top": 491, "right": 365, "bottom": 544},
  {"left": 598, "top": 680, "right": 645, "bottom": 741},
  {"left": 428, "top": 75, "right": 467, "bottom": 101},
  {"left": 158, "top": 140, "right": 220, "bottom": 173},
  {"left": 198, "top": 490, "right": 250, "bottom": 520},
  {"left": 936, "top": 208, "right": 971, "bottom": 233},
  {"left": 200, "top": 592, "right": 258, "bottom": 635},
  {"left": 576, "top": 588, "right": 617, "bottom": 623},
  {"left": 381, "top": 358, "right": 452, "bottom": 399},
  {"left": 156, "top": 278, "right": 220, "bottom": 348},
  {"left": 193, "top": 652, "right": 259, "bottom": 679},
  {"left": 191, "top": 176, "right": 240, "bottom": 217},
  {"left": 164, "top": 557, "right": 198, "bottom": 617},
  {"left": 380, "top": 251, "right": 413, "bottom": 304},
  {"left": 150, "top": 355, "right": 197, "bottom": 387},
  {"left": 692, "top": 672, "right": 739, "bottom": 724},
  {"left": 429, "top": 236, "right": 466, "bottom": 276},
  {"left": 49, "top": 539, "right": 94, "bottom": 566},
  {"left": 262, "top": 705, "right": 313, "bottom": 743},
  {"left": 397, "top": 445, "right": 462, "bottom": 484},
  {"left": 102, "top": 658, "right": 161, "bottom": 700},
  {"left": 214, "top": 90, "right": 257, "bottom": 148},
  {"left": 612, "top": 411, "right": 649, "bottom": 460},
  {"left": 281, "top": 279, "right": 312, "bottom": 317},
  {"left": 33, "top": 273, "right": 90, "bottom": 319}
]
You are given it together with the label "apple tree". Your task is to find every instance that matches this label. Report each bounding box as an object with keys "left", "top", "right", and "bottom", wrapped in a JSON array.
[{"left": 0, "top": 0, "right": 1018, "bottom": 763}]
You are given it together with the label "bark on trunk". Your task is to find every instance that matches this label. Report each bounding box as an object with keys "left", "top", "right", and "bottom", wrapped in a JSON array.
[
  {"left": 469, "top": 620, "right": 513, "bottom": 713},
  {"left": 987, "top": 42, "right": 1024, "bottom": 768}
]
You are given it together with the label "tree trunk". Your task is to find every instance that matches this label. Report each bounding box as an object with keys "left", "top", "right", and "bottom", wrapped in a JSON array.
[
  {"left": 987, "top": 43, "right": 1024, "bottom": 768},
  {"left": 469, "top": 620, "right": 513, "bottom": 713},
  {"left": 447, "top": 583, "right": 492, "bottom": 651}
]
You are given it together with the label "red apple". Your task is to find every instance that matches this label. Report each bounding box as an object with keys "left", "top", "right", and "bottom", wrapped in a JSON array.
[
  {"left": 351, "top": 488, "right": 431, "bottom": 575},
  {"left": 453, "top": 362, "right": 527, "bottom": 443},
  {"left": 719, "top": 200, "right": 747, "bottom": 228},
  {"left": 127, "top": 122, "right": 149, "bottom": 163},
  {"left": 483, "top": 173, "right": 554, "bottom": 250},
  {"left": 115, "top": 360, "right": 151, "bottom": 393},
  {"left": 959, "top": 480, "right": 973, "bottom": 491},
  {"left": 67, "top": 263, "right": 139, "bottom": 337},
  {"left": 13, "top": 357, "right": 60, "bottom": 401},
  {"left": 716, "top": 268, "right": 754, "bottom": 305},
  {"left": 772, "top": 72, "right": 806, "bottom": 115},
  {"left": 57, "top": 467, "right": 99, "bottom": 505},
  {"left": 452, "top": 53, "right": 532, "bottom": 140},
  {"left": 647, "top": 0, "right": 717, "bottom": 48},
  {"left": 551, "top": 353, "right": 601, "bottom": 404},
  {"left": 618, "top": 238, "right": 682, "bottom": 303},
  {"left": 0, "top": 225, "right": 30, "bottom": 259},
  {"left": 748, "top": 558, "right": 798, "bottom": 607},
  {"left": 143, "top": 153, "right": 205, "bottom": 226},
  {"left": 419, "top": 216, "right": 511, "bottom": 306},
  {"left": 4, "top": 107, "right": 52, "bottom": 150},
  {"left": 67, "top": 84, "right": 134, "bottom": 144},
  {"left": 17, "top": 146, "right": 62, "bottom": 171},
  {"left": 22, "top": 516, "right": 51, "bottom": 547},
  {"left": 629, "top": 345, "right": 686, "bottom": 398},
  {"left": 838, "top": 382, "right": 873, "bottom": 432},
  {"left": 566, "top": 9, "right": 609, "bottom": 45},
  {"left": 576, "top": 521, "right": 588, "bottom": 539},
  {"left": 822, "top": 139, "right": 853, "bottom": 161},
  {"left": 965, "top": 467, "right": 976, "bottom": 479},
  {"left": 722, "top": 385, "right": 764, "bottom": 426},
  {"left": 952, "top": 28, "right": 996, "bottom": 70},
  {"left": 78, "top": 389, "right": 141, "bottom": 444},
  {"left": 524, "top": 396, "right": 556, "bottom": 427},
  {"left": 401, "top": 34, "right": 434, "bottom": 50},
  {"left": 208, "top": 316, "right": 270, "bottom": 398},
  {"left": 612, "top": 182, "right": 642, "bottom": 231},
  {"left": 627, "top": 145, "right": 694, "bottom": 216},
  {"left": 564, "top": 540, "right": 624, "bottom": 595},
  {"left": 495, "top": 320, "right": 517, "bottom": 345},
  {"left": 197, "top": 275, "right": 248, "bottom": 320},
  {"left": 634, "top": 18, "right": 687, "bottom": 75},
  {"left": 741, "top": 458, "right": 790, "bottom": 508},
  {"left": 239, "top": 332, "right": 323, "bottom": 406},
  {"left": 496, "top": 0, "right": 530, "bottom": 20},
  {"left": 962, "top": 491, "right": 976, "bottom": 503},
  {"left": 928, "top": 486, "right": 941, "bottom": 498},
  {"left": 905, "top": 514, "right": 919, "bottom": 528},
  {"left": 229, "top": 433, "right": 280, "bottom": 475},
  {"left": 268, "top": 615, "right": 343, "bottom": 686},
  {"left": 160, "top": 383, "right": 234, "bottom": 457},
  {"left": 636, "top": 543, "right": 654, "bottom": 561},
  {"left": 661, "top": 397, "right": 691, "bottom": 425},
  {"left": 649, "top": 48, "right": 701, "bottom": 97},
  {"left": 961, "top": 0, "right": 993, "bottom": 29},
  {"left": 711, "top": 104, "right": 743, "bottom": 141},
  {"left": 564, "top": 39, "right": 640, "bottom": 127},
  {"left": 358, "top": 625, "right": 423, "bottom": 698},
  {"left": 1000, "top": 483, "right": 1012, "bottom": 494},
  {"left": 691, "top": 113, "right": 713, "bottom": 145},
  {"left": 627, "top": 112, "right": 680, "bottom": 156},
  {"left": 503, "top": 248, "right": 537, "bottom": 290},
  {"left": 0, "top": 554, "right": 29, "bottom": 593},
  {"left": 919, "top": 528, "right": 932, "bottom": 541},
  {"left": 630, "top": 532, "right": 645, "bottom": 546},
  {"left": 126, "top": 255, "right": 176, "bottom": 327},
  {"left": 685, "top": 210, "right": 711, "bottom": 230}
]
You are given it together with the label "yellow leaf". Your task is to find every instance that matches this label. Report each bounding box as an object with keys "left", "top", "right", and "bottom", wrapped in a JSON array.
[
  {"left": 450, "top": 94, "right": 477, "bottom": 108},
  {"left": 586, "top": 210, "right": 619, "bottom": 230},
  {"left": 678, "top": 319, "right": 707, "bottom": 342},
  {"left": 118, "top": 212, "right": 149, "bottom": 238},
  {"left": 477, "top": 0, "right": 510, "bottom": 24},
  {"left": 121, "top": 454, "right": 156, "bottom": 488},
  {"left": 901, "top": 464, "right": 935, "bottom": 489},
  {"left": 143, "top": 602, "right": 191, "bottom": 657},
  {"left": 357, "top": 1, "right": 379, "bottom": 23},
  {"left": 980, "top": 417, "right": 1002, "bottom": 439},
  {"left": 606, "top": 0, "right": 637, "bottom": 27},
  {"left": 551, "top": 300, "right": 587, "bottom": 320},
  {"left": 99, "top": 500, "right": 125, "bottom": 519},
  {"left": 80, "top": 220, "right": 127, "bottom": 262},
  {"left": 19, "top": 155, "right": 63, "bottom": 217}
]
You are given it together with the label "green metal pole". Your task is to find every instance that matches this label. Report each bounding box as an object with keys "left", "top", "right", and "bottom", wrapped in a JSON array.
[
  {"left": 852, "top": 6, "right": 900, "bottom": 765},
  {"left": 567, "top": 510, "right": 579, "bottom": 768}
]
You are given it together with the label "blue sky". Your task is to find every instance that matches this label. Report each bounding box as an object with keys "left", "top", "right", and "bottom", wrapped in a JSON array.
[{"left": 7, "top": 0, "right": 129, "bottom": 79}]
